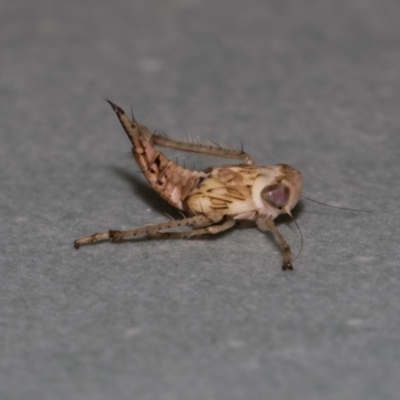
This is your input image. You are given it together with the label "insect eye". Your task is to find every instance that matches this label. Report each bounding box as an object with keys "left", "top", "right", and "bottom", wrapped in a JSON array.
[{"left": 261, "top": 183, "right": 289, "bottom": 209}]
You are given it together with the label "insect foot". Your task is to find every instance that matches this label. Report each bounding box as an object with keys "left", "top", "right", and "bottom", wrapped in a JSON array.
[{"left": 282, "top": 262, "right": 293, "bottom": 271}]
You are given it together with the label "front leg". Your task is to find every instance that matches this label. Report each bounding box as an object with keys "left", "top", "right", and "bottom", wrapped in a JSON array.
[{"left": 255, "top": 215, "right": 293, "bottom": 271}]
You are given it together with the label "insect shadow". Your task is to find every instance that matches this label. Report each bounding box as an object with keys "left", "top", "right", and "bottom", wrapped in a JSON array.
[{"left": 111, "top": 165, "right": 177, "bottom": 216}]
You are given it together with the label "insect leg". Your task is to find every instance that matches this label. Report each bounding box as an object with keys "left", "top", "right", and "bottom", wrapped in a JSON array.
[
  {"left": 151, "top": 217, "right": 236, "bottom": 239},
  {"left": 107, "top": 100, "right": 254, "bottom": 164},
  {"left": 149, "top": 134, "right": 255, "bottom": 165},
  {"left": 73, "top": 213, "right": 224, "bottom": 248},
  {"left": 255, "top": 215, "right": 293, "bottom": 271}
]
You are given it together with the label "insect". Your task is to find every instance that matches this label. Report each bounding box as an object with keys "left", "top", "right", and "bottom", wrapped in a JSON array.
[{"left": 74, "top": 100, "right": 303, "bottom": 270}]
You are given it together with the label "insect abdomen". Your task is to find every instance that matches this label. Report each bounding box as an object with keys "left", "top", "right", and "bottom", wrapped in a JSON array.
[
  {"left": 134, "top": 138, "right": 205, "bottom": 209},
  {"left": 108, "top": 100, "right": 207, "bottom": 211}
]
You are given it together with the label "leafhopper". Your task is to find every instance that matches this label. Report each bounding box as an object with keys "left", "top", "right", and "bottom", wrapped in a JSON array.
[{"left": 74, "top": 101, "right": 303, "bottom": 270}]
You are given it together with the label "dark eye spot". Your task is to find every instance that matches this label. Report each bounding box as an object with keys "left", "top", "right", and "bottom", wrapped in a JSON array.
[{"left": 261, "top": 183, "right": 289, "bottom": 209}]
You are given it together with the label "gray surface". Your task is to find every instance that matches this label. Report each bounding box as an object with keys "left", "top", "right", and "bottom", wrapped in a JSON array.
[{"left": 2, "top": 0, "right": 400, "bottom": 399}]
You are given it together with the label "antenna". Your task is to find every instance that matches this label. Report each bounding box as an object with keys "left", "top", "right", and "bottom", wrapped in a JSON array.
[
  {"left": 290, "top": 215, "right": 303, "bottom": 262},
  {"left": 301, "top": 196, "right": 372, "bottom": 213}
]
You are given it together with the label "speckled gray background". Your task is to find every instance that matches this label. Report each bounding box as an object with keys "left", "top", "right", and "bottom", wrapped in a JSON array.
[{"left": 2, "top": 1, "right": 400, "bottom": 399}]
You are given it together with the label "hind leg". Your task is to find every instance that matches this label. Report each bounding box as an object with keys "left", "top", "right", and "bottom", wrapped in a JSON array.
[
  {"left": 74, "top": 213, "right": 227, "bottom": 248},
  {"left": 149, "top": 134, "right": 255, "bottom": 165},
  {"left": 107, "top": 100, "right": 254, "bottom": 165},
  {"left": 151, "top": 217, "right": 236, "bottom": 239}
]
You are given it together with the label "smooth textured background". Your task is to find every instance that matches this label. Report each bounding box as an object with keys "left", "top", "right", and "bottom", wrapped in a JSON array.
[{"left": 2, "top": 1, "right": 400, "bottom": 399}]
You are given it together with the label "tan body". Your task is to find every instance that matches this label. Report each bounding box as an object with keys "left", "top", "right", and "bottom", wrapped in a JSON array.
[{"left": 74, "top": 101, "right": 303, "bottom": 270}]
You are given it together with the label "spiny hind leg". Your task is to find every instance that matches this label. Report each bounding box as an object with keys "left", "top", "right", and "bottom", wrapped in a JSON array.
[
  {"left": 150, "top": 134, "right": 255, "bottom": 165},
  {"left": 106, "top": 99, "right": 254, "bottom": 164},
  {"left": 256, "top": 215, "right": 293, "bottom": 270},
  {"left": 151, "top": 217, "right": 236, "bottom": 239},
  {"left": 74, "top": 213, "right": 225, "bottom": 248}
]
